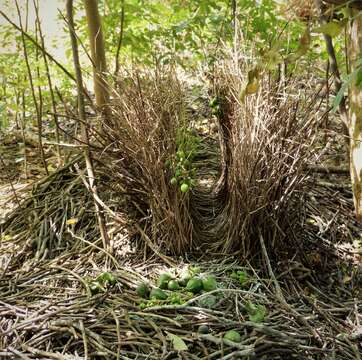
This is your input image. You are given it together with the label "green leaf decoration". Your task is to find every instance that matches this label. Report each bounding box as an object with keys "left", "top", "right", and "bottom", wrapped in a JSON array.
[
  {"left": 167, "top": 332, "right": 188, "bottom": 351},
  {"left": 245, "top": 302, "right": 267, "bottom": 323},
  {"left": 231, "top": 270, "right": 249, "bottom": 287},
  {"left": 312, "top": 19, "right": 348, "bottom": 38},
  {"left": 198, "top": 294, "right": 217, "bottom": 308},
  {"left": 96, "top": 272, "right": 116, "bottom": 286}
]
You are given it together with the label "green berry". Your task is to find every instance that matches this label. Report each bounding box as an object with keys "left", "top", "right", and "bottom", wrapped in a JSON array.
[
  {"left": 168, "top": 280, "right": 180, "bottom": 291},
  {"left": 202, "top": 276, "right": 217, "bottom": 292},
  {"left": 158, "top": 273, "right": 172, "bottom": 289},
  {"left": 186, "top": 278, "right": 203, "bottom": 294},
  {"left": 198, "top": 325, "right": 209, "bottom": 334},
  {"left": 150, "top": 288, "right": 167, "bottom": 300},
  {"left": 180, "top": 183, "right": 189, "bottom": 193},
  {"left": 224, "top": 330, "right": 241, "bottom": 343}
]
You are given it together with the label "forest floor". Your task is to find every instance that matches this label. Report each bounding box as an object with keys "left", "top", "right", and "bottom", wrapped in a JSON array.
[{"left": 0, "top": 86, "right": 361, "bottom": 359}]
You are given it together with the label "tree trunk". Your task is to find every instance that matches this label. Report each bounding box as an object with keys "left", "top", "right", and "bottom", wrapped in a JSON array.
[
  {"left": 348, "top": 9, "right": 362, "bottom": 221},
  {"left": 83, "top": 0, "right": 109, "bottom": 112}
]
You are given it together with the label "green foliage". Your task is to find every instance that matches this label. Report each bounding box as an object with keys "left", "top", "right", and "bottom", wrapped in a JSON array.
[
  {"left": 312, "top": 19, "right": 348, "bottom": 38},
  {"left": 167, "top": 332, "right": 188, "bottom": 351},
  {"left": 87, "top": 271, "right": 117, "bottom": 295},
  {"left": 74, "top": 0, "right": 301, "bottom": 70},
  {"left": 245, "top": 302, "right": 267, "bottom": 323},
  {"left": 198, "top": 294, "right": 217, "bottom": 308},
  {"left": 230, "top": 270, "right": 249, "bottom": 287},
  {"left": 333, "top": 58, "right": 362, "bottom": 112}
]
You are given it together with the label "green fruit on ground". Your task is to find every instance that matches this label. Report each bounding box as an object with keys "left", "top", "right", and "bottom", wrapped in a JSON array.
[
  {"left": 180, "top": 183, "right": 189, "bottom": 193},
  {"left": 158, "top": 273, "right": 172, "bottom": 289},
  {"left": 170, "top": 177, "right": 177, "bottom": 186},
  {"left": 178, "top": 275, "right": 190, "bottom": 287},
  {"left": 224, "top": 330, "right": 241, "bottom": 343},
  {"left": 136, "top": 283, "right": 150, "bottom": 298},
  {"left": 150, "top": 288, "right": 167, "bottom": 300},
  {"left": 202, "top": 276, "right": 217, "bottom": 292},
  {"left": 198, "top": 325, "right": 209, "bottom": 334},
  {"left": 186, "top": 278, "right": 203, "bottom": 294},
  {"left": 168, "top": 280, "right": 180, "bottom": 291}
]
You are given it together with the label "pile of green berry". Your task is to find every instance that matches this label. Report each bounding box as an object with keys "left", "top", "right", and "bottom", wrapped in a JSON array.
[
  {"left": 136, "top": 270, "right": 218, "bottom": 309},
  {"left": 166, "top": 128, "right": 200, "bottom": 194}
]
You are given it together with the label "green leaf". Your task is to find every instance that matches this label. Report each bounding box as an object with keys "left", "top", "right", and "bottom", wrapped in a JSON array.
[
  {"left": 312, "top": 19, "right": 347, "bottom": 38},
  {"left": 96, "top": 272, "right": 116, "bottom": 286},
  {"left": 245, "top": 302, "right": 267, "bottom": 323},
  {"left": 332, "top": 70, "right": 357, "bottom": 112},
  {"left": 231, "top": 270, "right": 249, "bottom": 287},
  {"left": 167, "top": 332, "right": 188, "bottom": 351},
  {"left": 355, "top": 68, "right": 362, "bottom": 89},
  {"left": 198, "top": 294, "right": 217, "bottom": 308}
]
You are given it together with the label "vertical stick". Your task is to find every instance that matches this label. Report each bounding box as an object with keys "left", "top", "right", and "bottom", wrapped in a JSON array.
[
  {"left": 66, "top": 0, "right": 109, "bottom": 249},
  {"left": 33, "top": 0, "right": 62, "bottom": 166},
  {"left": 15, "top": 0, "right": 48, "bottom": 175},
  {"left": 114, "top": 0, "right": 125, "bottom": 78}
]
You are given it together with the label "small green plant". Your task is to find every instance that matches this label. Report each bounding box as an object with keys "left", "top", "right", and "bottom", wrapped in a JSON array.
[
  {"left": 188, "top": 266, "right": 201, "bottom": 277},
  {"left": 168, "top": 293, "right": 184, "bottom": 305},
  {"left": 230, "top": 270, "right": 249, "bottom": 287},
  {"left": 139, "top": 298, "right": 163, "bottom": 310},
  {"left": 87, "top": 272, "right": 117, "bottom": 295},
  {"left": 245, "top": 302, "right": 267, "bottom": 323}
]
